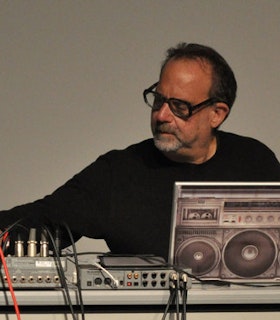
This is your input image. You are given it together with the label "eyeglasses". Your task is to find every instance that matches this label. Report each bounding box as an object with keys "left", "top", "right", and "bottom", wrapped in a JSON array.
[{"left": 143, "top": 82, "right": 223, "bottom": 120}]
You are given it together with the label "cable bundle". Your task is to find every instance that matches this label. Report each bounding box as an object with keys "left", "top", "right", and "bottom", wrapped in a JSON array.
[
  {"left": 0, "top": 220, "right": 85, "bottom": 320},
  {"left": 161, "top": 271, "right": 190, "bottom": 320}
]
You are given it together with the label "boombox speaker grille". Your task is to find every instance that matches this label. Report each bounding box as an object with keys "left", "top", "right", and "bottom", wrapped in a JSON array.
[
  {"left": 175, "top": 238, "right": 220, "bottom": 275},
  {"left": 223, "top": 230, "right": 277, "bottom": 278}
]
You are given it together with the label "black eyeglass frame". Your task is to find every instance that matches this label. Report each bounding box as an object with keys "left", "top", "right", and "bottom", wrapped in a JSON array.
[{"left": 143, "top": 82, "right": 225, "bottom": 120}]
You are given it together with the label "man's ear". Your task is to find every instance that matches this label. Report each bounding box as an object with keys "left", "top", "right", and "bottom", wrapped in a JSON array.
[{"left": 210, "top": 102, "right": 230, "bottom": 128}]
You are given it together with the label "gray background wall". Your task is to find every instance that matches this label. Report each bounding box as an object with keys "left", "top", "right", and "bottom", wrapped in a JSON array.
[{"left": 1, "top": 0, "right": 279, "bottom": 251}]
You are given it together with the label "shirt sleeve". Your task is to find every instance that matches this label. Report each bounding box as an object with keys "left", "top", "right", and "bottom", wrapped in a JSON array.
[{"left": 0, "top": 153, "right": 113, "bottom": 245}]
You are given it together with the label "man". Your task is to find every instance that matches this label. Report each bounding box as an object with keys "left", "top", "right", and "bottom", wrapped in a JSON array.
[
  {"left": 1, "top": 43, "right": 280, "bottom": 260},
  {"left": 149, "top": 45, "right": 232, "bottom": 164}
]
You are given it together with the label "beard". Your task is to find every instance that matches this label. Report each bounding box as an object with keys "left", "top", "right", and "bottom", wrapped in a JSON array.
[{"left": 152, "top": 123, "right": 184, "bottom": 152}]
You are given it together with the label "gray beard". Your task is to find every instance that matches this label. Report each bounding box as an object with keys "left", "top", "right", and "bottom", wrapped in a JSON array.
[{"left": 153, "top": 134, "right": 184, "bottom": 153}]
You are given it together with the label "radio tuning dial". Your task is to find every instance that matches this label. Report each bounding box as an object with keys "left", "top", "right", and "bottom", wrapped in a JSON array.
[
  {"left": 245, "top": 215, "right": 252, "bottom": 223},
  {"left": 267, "top": 215, "right": 274, "bottom": 223}
]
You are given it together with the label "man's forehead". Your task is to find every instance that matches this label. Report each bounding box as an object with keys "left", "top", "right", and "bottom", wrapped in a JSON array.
[
  {"left": 162, "top": 57, "right": 213, "bottom": 76},
  {"left": 159, "top": 58, "right": 213, "bottom": 96}
]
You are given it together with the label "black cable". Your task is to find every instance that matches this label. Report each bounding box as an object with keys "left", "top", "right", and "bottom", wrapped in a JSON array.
[
  {"left": 1, "top": 236, "right": 10, "bottom": 253},
  {"left": 0, "top": 219, "right": 24, "bottom": 239},
  {"left": 174, "top": 276, "right": 180, "bottom": 320},
  {"left": 44, "top": 226, "right": 78, "bottom": 320},
  {"left": 181, "top": 278, "right": 187, "bottom": 320},
  {"left": 0, "top": 219, "right": 26, "bottom": 256},
  {"left": 62, "top": 251, "right": 106, "bottom": 257},
  {"left": 161, "top": 272, "right": 180, "bottom": 320},
  {"left": 161, "top": 288, "right": 177, "bottom": 320},
  {"left": 63, "top": 223, "right": 85, "bottom": 320},
  {"left": 175, "top": 267, "right": 280, "bottom": 288}
]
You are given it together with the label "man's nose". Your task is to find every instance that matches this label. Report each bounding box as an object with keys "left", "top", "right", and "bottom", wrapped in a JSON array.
[{"left": 154, "top": 102, "right": 173, "bottom": 121}]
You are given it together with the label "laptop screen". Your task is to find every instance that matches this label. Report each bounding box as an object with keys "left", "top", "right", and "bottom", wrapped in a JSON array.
[{"left": 168, "top": 182, "right": 280, "bottom": 281}]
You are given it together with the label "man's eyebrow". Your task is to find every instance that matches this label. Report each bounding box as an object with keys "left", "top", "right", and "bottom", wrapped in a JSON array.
[{"left": 155, "top": 89, "right": 193, "bottom": 105}]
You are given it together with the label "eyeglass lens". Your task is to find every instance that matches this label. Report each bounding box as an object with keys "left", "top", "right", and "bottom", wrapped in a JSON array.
[{"left": 146, "top": 91, "right": 190, "bottom": 118}]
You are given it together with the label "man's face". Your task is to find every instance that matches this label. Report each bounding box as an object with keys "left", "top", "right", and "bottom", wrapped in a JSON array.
[{"left": 151, "top": 58, "right": 217, "bottom": 162}]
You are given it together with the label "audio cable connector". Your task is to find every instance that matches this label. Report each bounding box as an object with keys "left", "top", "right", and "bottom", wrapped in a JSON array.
[
  {"left": 14, "top": 234, "right": 24, "bottom": 257},
  {"left": 40, "top": 229, "right": 49, "bottom": 257},
  {"left": 27, "top": 228, "right": 37, "bottom": 257}
]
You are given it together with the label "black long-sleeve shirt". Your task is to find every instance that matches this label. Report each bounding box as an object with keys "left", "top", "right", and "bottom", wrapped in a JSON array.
[{"left": 1, "top": 131, "right": 280, "bottom": 259}]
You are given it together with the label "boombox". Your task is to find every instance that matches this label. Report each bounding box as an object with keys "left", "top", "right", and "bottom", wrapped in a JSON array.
[{"left": 170, "top": 183, "right": 280, "bottom": 282}]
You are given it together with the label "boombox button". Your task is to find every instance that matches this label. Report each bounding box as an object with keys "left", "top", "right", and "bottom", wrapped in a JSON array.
[
  {"left": 267, "top": 215, "right": 274, "bottom": 222},
  {"left": 245, "top": 216, "right": 252, "bottom": 223}
]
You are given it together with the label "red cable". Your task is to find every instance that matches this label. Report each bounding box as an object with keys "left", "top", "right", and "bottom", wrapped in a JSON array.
[{"left": 0, "top": 246, "right": 21, "bottom": 320}]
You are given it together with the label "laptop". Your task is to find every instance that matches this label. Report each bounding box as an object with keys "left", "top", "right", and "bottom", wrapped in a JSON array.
[{"left": 168, "top": 182, "right": 280, "bottom": 281}]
